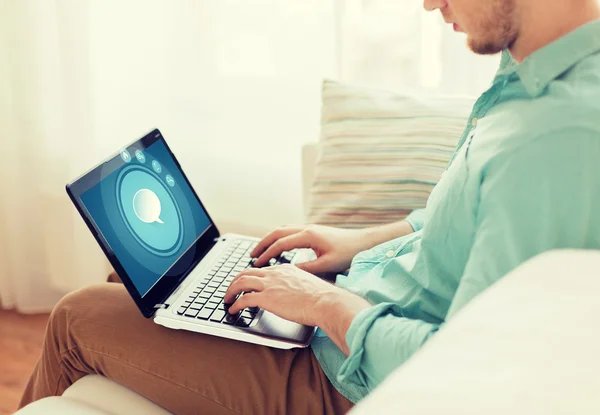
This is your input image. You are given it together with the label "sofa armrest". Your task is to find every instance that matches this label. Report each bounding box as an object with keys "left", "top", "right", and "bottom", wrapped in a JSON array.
[{"left": 351, "top": 249, "right": 600, "bottom": 414}]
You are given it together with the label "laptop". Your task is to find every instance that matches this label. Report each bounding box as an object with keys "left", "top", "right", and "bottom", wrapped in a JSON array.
[{"left": 66, "top": 128, "right": 316, "bottom": 349}]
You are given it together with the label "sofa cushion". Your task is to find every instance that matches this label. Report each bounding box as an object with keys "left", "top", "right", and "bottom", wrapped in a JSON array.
[
  {"left": 63, "top": 375, "right": 174, "bottom": 415},
  {"left": 15, "top": 397, "right": 111, "bottom": 415},
  {"left": 307, "top": 80, "right": 474, "bottom": 228}
]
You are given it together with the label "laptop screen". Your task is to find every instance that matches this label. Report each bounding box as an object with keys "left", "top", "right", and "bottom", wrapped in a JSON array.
[{"left": 80, "top": 137, "right": 212, "bottom": 297}]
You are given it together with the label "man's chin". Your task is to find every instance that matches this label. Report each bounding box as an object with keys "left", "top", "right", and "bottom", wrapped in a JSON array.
[{"left": 467, "top": 38, "right": 505, "bottom": 55}]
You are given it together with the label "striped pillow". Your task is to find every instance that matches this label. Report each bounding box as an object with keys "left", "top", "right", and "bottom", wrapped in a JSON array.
[{"left": 307, "top": 80, "right": 474, "bottom": 228}]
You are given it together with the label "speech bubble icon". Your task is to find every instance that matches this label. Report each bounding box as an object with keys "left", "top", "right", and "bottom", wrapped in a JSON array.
[{"left": 132, "top": 189, "right": 164, "bottom": 224}]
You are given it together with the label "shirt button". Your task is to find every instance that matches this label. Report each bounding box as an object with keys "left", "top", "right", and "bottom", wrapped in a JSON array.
[
  {"left": 386, "top": 250, "right": 395, "bottom": 258},
  {"left": 471, "top": 117, "right": 479, "bottom": 127}
]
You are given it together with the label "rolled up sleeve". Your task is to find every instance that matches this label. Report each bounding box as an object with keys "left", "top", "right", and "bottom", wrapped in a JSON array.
[
  {"left": 405, "top": 208, "right": 426, "bottom": 232},
  {"left": 337, "top": 302, "right": 439, "bottom": 390}
]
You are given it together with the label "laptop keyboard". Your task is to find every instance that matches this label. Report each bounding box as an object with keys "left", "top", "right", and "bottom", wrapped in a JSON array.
[{"left": 175, "top": 239, "right": 296, "bottom": 327}]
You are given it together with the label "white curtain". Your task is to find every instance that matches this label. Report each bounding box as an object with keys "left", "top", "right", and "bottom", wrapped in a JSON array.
[
  {"left": 0, "top": 1, "right": 109, "bottom": 312},
  {"left": 0, "top": 0, "right": 512, "bottom": 312},
  {"left": 0, "top": 0, "right": 338, "bottom": 312}
]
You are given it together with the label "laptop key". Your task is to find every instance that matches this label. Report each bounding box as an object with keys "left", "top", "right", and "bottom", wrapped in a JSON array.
[
  {"left": 241, "top": 310, "right": 255, "bottom": 319},
  {"left": 223, "top": 311, "right": 240, "bottom": 325},
  {"left": 177, "top": 306, "right": 187, "bottom": 315},
  {"left": 209, "top": 310, "right": 226, "bottom": 322},
  {"left": 235, "top": 316, "right": 253, "bottom": 327},
  {"left": 184, "top": 308, "right": 200, "bottom": 318},
  {"left": 197, "top": 308, "right": 213, "bottom": 320}
]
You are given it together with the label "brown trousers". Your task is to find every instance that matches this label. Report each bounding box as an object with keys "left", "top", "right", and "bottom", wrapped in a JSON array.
[{"left": 19, "top": 283, "right": 353, "bottom": 415}]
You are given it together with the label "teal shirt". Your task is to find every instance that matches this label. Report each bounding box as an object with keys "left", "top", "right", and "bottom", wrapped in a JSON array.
[{"left": 311, "top": 20, "right": 600, "bottom": 404}]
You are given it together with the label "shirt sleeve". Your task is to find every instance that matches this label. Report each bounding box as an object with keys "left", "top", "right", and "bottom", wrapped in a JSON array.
[
  {"left": 337, "top": 303, "right": 439, "bottom": 390},
  {"left": 405, "top": 208, "right": 426, "bottom": 232},
  {"left": 447, "top": 128, "right": 600, "bottom": 317}
]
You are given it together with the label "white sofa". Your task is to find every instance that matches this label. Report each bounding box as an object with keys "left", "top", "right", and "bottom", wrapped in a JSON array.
[{"left": 16, "top": 144, "right": 600, "bottom": 414}]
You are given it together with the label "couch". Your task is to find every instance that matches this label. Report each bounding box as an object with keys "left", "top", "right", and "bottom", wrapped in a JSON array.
[{"left": 16, "top": 143, "right": 600, "bottom": 414}]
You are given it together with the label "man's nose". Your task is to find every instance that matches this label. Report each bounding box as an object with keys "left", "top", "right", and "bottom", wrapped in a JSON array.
[{"left": 423, "top": 0, "right": 448, "bottom": 12}]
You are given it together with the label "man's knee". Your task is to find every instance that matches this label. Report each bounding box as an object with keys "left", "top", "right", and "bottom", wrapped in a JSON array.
[{"left": 49, "top": 284, "right": 127, "bottom": 336}]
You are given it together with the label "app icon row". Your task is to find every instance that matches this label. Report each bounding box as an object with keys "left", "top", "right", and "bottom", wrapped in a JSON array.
[{"left": 120, "top": 149, "right": 175, "bottom": 187}]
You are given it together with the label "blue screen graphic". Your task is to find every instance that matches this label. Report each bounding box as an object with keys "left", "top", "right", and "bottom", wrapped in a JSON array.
[{"left": 81, "top": 140, "right": 211, "bottom": 296}]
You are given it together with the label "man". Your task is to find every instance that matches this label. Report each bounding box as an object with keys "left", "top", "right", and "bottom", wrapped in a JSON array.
[{"left": 20, "top": 0, "right": 600, "bottom": 414}]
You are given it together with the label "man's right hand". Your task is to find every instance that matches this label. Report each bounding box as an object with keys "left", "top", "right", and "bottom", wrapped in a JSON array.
[{"left": 250, "top": 225, "right": 373, "bottom": 275}]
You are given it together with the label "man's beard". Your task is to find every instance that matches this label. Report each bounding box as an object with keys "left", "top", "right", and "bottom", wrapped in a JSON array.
[{"left": 468, "top": 0, "right": 519, "bottom": 55}]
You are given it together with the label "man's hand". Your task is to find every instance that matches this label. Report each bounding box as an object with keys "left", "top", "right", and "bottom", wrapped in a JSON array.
[
  {"left": 250, "top": 225, "right": 375, "bottom": 275},
  {"left": 223, "top": 264, "right": 371, "bottom": 333},
  {"left": 223, "top": 264, "right": 338, "bottom": 325}
]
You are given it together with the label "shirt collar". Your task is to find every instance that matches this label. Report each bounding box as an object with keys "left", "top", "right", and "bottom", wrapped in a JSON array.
[{"left": 516, "top": 19, "right": 600, "bottom": 97}]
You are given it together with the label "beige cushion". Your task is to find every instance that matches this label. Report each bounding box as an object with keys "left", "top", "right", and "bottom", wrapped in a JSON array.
[
  {"left": 63, "top": 375, "right": 174, "bottom": 415},
  {"left": 15, "top": 375, "right": 175, "bottom": 415},
  {"left": 351, "top": 250, "right": 600, "bottom": 414},
  {"left": 307, "top": 80, "right": 474, "bottom": 228},
  {"left": 15, "top": 397, "right": 110, "bottom": 415}
]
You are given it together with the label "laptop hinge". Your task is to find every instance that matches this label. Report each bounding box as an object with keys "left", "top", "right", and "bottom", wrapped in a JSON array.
[{"left": 154, "top": 303, "right": 168, "bottom": 310}]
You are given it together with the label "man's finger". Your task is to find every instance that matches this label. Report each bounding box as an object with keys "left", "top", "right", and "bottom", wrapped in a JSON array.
[
  {"left": 295, "top": 257, "right": 330, "bottom": 275},
  {"left": 228, "top": 267, "right": 268, "bottom": 289},
  {"left": 250, "top": 227, "right": 304, "bottom": 258},
  {"left": 224, "top": 276, "right": 265, "bottom": 304},
  {"left": 228, "top": 292, "right": 261, "bottom": 315},
  {"left": 254, "top": 232, "right": 312, "bottom": 267}
]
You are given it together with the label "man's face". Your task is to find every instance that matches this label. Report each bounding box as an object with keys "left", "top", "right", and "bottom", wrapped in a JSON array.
[{"left": 424, "top": 0, "right": 520, "bottom": 54}]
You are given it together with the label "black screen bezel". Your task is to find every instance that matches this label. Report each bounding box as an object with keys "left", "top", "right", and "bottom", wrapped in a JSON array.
[{"left": 66, "top": 129, "right": 220, "bottom": 318}]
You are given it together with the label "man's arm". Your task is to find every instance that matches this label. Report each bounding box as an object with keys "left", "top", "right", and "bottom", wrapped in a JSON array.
[
  {"left": 357, "top": 219, "right": 418, "bottom": 254},
  {"left": 251, "top": 212, "right": 423, "bottom": 273},
  {"left": 359, "top": 208, "right": 425, "bottom": 250}
]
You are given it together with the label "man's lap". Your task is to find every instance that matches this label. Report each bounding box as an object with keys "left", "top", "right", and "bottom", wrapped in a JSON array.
[{"left": 51, "top": 283, "right": 351, "bottom": 414}]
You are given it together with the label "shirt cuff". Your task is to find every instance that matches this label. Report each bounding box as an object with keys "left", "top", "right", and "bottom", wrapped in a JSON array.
[
  {"left": 336, "top": 302, "right": 402, "bottom": 387},
  {"left": 405, "top": 208, "right": 426, "bottom": 232}
]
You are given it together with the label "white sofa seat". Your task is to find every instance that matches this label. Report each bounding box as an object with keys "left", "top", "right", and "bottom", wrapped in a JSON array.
[{"left": 17, "top": 375, "right": 174, "bottom": 415}]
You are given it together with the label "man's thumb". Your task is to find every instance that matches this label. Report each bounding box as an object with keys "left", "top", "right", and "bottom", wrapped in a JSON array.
[{"left": 296, "top": 258, "right": 326, "bottom": 274}]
